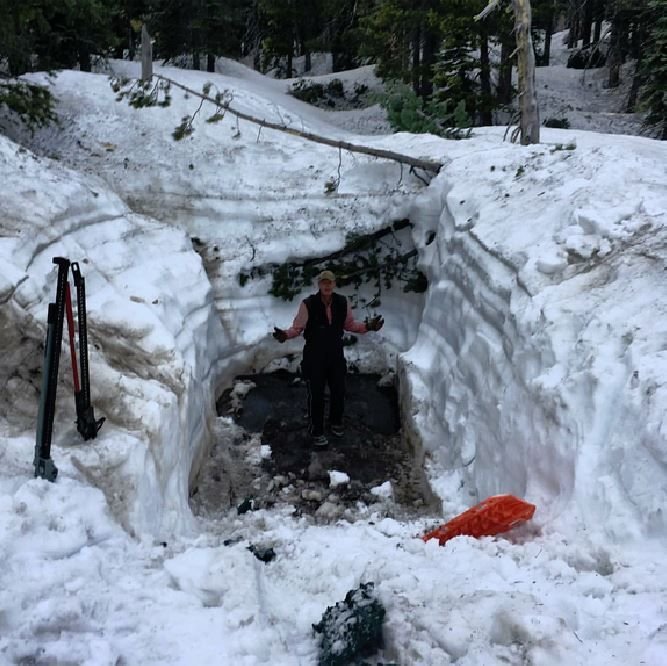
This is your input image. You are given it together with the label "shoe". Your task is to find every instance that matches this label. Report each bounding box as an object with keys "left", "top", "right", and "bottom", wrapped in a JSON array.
[
  {"left": 330, "top": 424, "right": 344, "bottom": 438},
  {"left": 312, "top": 434, "right": 329, "bottom": 448}
]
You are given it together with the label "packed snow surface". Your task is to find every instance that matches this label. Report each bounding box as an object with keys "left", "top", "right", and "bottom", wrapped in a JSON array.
[{"left": 0, "top": 52, "right": 666, "bottom": 665}]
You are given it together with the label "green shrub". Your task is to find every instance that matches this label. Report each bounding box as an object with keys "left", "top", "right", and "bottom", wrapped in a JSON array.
[
  {"left": 290, "top": 79, "right": 325, "bottom": 104},
  {"left": 544, "top": 117, "right": 570, "bottom": 129}
]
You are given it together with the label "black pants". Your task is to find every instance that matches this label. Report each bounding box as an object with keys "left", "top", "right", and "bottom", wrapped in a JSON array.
[{"left": 302, "top": 352, "right": 346, "bottom": 436}]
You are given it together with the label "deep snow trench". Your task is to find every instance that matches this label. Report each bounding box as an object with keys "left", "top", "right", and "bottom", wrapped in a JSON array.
[{"left": 188, "top": 221, "right": 438, "bottom": 523}]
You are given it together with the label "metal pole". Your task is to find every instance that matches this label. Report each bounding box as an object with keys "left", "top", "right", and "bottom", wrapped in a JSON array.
[
  {"left": 34, "top": 303, "right": 58, "bottom": 481},
  {"left": 71, "top": 262, "right": 105, "bottom": 440}
]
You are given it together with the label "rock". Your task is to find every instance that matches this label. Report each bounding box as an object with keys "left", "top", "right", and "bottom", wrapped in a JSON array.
[
  {"left": 567, "top": 46, "right": 606, "bottom": 69},
  {"left": 307, "top": 457, "right": 327, "bottom": 482},
  {"left": 301, "top": 489, "right": 324, "bottom": 502},
  {"left": 315, "top": 501, "right": 343, "bottom": 521},
  {"left": 313, "top": 582, "right": 386, "bottom": 666},
  {"left": 248, "top": 544, "right": 276, "bottom": 563}
]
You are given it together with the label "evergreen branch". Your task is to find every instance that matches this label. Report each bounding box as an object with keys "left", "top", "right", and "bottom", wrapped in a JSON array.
[{"left": 0, "top": 82, "right": 56, "bottom": 132}]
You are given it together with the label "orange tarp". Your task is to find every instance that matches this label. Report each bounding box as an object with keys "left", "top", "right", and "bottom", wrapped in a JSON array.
[{"left": 422, "top": 494, "right": 536, "bottom": 546}]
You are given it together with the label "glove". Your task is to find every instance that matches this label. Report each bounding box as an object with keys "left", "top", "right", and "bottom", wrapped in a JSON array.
[
  {"left": 273, "top": 327, "right": 287, "bottom": 343},
  {"left": 366, "top": 315, "right": 384, "bottom": 332}
]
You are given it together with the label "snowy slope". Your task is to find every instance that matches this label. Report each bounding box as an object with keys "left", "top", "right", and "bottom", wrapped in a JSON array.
[{"left": 0, "top": 58, "right": 666, "bottom": 665}]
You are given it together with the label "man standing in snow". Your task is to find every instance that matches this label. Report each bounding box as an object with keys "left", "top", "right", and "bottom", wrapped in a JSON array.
[{"left": 273, "top": 270, "right": 384, "bottom": 447}]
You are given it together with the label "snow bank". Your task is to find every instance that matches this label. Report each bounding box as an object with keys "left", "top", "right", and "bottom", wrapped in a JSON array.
[
  {"left": 0, "top": 135, "right": 225, "bottom": 535},
  {"left": 8, "top": 67, "right": 667, "bottom": 547},
  {"left": 403, "top": 129, "right": 667, "bottom": 540},
  {"left": 2, "top": 62, "right": 667, "bottom": 665}
]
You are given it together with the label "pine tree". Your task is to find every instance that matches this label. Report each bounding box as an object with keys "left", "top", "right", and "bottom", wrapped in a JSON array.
[
  {"left": 35, "top": 0, "right": 118, "bottom": 72},
  {"left": 359, "top": 0, "right": 420, "bottom": 90},
  {"left": 639, "top": 0, "right": 666, "bottom": 139},
  {"left": 0, "top": 0, "right": 119, "bottom": 74},
  {"left": 257, "top": 0, "right": 300, "bottom": 76},
  {"left": 0, "top": 0, "right": 116, "bottom": 132},
  {"left": 148, "top": 0, "right": 246, "bottom": 70},
  {"left": 0, "top": 0, "right": 50, "bottom": 75},
  {"left": 431, "top": 0, "right": 490, "bottom": 126}
]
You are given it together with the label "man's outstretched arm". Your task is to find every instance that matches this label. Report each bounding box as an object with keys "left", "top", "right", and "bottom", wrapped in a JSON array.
[
  {"left": 344, "top": 300, "right": 384, "bottom": 333},
  {"left": 274, "top": 301, "right": 308, "bottom": 342}
]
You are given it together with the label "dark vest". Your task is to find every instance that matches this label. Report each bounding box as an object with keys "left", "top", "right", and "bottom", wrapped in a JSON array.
[{"left": 303, "top": 292, "right": 347, "bottom": 351}]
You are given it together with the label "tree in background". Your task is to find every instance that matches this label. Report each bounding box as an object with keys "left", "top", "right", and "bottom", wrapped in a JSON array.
[
  {"left": 638, "top": 0, "right": 666, "bottom": 139},
  {"left": 147, "top": 0, "right": 246, "bottom": 71},
  {"left": 476, "top": 0, "right": 540, "bottom": 144},
  {"left": 0, "top": 0, "right": 119, "bottom": 75},
  {"left": 111, "top": 0, "right": 149, "bottom": 61},
  {"left": 431, "top": 0, "right": 496, "bottom": 127},
  {"left": 0, "top": 0, "right": 118, "bottom": 131},
  {"left": 358, "top": 0, "right": 419, "bottom": 90},
  {"left": 36, "top": 0, "right": 118, "bottom": 72},
  {"left": 319, "top": 0, "right": 367, "bottom": 71}
]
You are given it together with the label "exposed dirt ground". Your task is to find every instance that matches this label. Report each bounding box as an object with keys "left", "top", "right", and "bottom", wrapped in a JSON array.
[{"left": 190, "top": 370, "right": 436, "bottom": 522}]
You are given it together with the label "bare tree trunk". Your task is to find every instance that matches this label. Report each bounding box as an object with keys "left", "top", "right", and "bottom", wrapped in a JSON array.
[
  {"left": 78, "top": 42, "right": 92, "bottom": 72},
  {"left": 128, "top": 27, "right": 136, "bottom": 62},
  {"left": 480, "top": 28, "right": 493, "bottom": 125},
  {"left": 411, "top": 27, "right": 421, "bottom": 95},
  {"left": 498, "top": 37, "right": 514, "bottom": 106},
  {"left": 141, "top": 25, "right": 152, "bottom": 82},
  {"left": 593, "top": 0, "right": 603, "bottom": 43},
  {"left": 207, "top": 53, "right": 216, "bottom": 72},
  {"left": 513, "top": 0, "right": 540, "bottom": 144},
  {"left": 567, "top": 5, "right": 578, "bottom": 48},
  {"left": 421, "top": 27, "right": 437, "bottom": 99},
  {"left": 155, "top": 74, "right": 445, "bottom": 173},
  {"left": 608, "top": 13, "right": 622, "bottom": 87},
  {"left": 542, "top": 2, "right": 554, "bottom": 66},
  {"left": 626, "top": 21, "right": 644, "bottom": 112},
  {"left": 582, "top": 0, "right": 594, "bottom": 46},
  {"left": 630, "top": 19, "right": 641, "bottom": 59}
]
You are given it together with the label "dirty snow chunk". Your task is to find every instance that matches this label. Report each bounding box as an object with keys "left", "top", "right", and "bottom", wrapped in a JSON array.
[
  {"left": 244, "top": 433, "right": 265, "bottom": 465},
  {"left": 227, "top": 379, "right": 256, "bottom": 414},
  {"left": 329, "top": 470, "right": 350, "bottom": 488},
  {"left": 536, "top": 250, "right": 568, "bottom": 275},
  {"left": 376, "top": 371, "right": 395, "bottom": 388},
  {"left": 370, "top": 481, "right": 392, "bottom": 498},
  {"left": 565, "top": 233, "right": 602, "bottom": 259},
  {"left": 316, "top": 501, "right": 343, "bottom": 522},
  {"left": 574, "top": 203, "right": 636, "bottom": 237}
]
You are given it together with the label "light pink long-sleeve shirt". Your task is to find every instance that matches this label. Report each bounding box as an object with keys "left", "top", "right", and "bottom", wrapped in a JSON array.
[{"left": 285, "top": 296, "right": 367, "bottom": 339}]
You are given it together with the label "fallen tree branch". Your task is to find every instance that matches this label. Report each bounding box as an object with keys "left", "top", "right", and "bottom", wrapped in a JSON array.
[{"left": 153, "top": 74, "right": 444, "bottom": 174}]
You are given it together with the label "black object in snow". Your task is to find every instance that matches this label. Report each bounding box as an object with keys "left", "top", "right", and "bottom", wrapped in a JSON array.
[
  {"left": 313, "top": 581, "right": 386, "bottom": 666},
  {"left": 34, "top": 258, "right": 70, "bottom": 481},
  {"left": 70, "top": 262, "right": 105, "bottom": 439},
  {"left": 237, "top": 497, "right": 254, "bottom": 514},
  {"left": 247, "top": 545, "right": 276, "bottom": 563}
]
